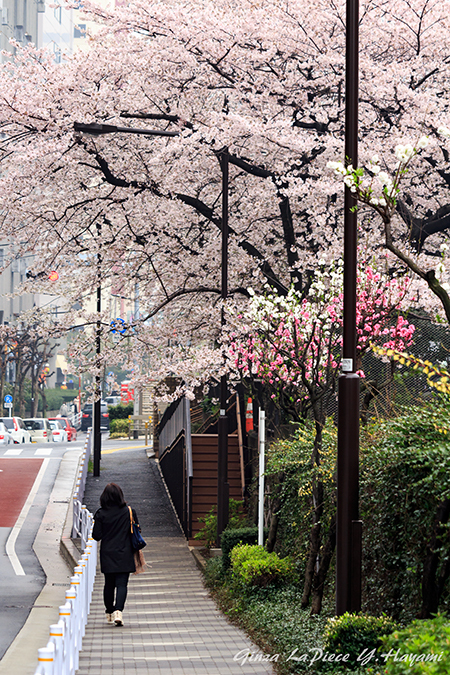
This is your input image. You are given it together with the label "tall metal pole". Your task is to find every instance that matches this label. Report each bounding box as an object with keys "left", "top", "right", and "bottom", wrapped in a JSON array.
[
  {"left": 216, "top": 147, "right": 230, "bottom": 545},
  {"left": 336, "top": 0, "right": 362, "bottom": 615},
  {"left": 93, "top": 221, "right": 102, "bottom": 477}
]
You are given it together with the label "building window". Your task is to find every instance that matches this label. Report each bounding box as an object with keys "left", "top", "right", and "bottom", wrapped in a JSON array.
[
  {"left": 74, "top": 24, "right": 86, "bottom": 38},
  {"left": 54, "top": 6, "right": 62, "bottom": 23}
]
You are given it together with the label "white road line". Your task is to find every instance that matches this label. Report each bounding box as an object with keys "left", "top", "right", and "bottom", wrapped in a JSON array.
[
  {"left": 34, "top": 448, "right": 52, "bottom": 456},
  {"left": 5, "top": 458, "right": 50, "bottom": 576},
  {"left": 4, "top": 448, "right": 23, "bottom": 456}
]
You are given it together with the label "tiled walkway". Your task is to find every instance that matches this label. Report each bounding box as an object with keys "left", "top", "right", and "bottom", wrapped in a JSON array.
[{"left": 76, "top": 447, "right": 274, "bottom": 674}]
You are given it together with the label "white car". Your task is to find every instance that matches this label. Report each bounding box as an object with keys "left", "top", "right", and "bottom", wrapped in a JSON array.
[
  {"left": 48, "top": 419, "right": 68, "bottom": 442},
  {"left": 0, "top": 417, "right": 32, "bottom": 443},
  {"left": 0, "top": 422, "right": 13, "bottom": 444}
]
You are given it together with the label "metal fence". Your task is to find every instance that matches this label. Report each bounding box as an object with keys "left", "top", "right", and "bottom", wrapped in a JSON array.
[
  {"left": 158, "top": 397, "right": 193, "bottom": 537},
  {"left": 360, "top": 317, "right": 450, "bottom": 419}
]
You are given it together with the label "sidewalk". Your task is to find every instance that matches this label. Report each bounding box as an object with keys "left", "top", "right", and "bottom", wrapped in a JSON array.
[{"left": 77, "top": 445, "right": 275, "bottom": 674}]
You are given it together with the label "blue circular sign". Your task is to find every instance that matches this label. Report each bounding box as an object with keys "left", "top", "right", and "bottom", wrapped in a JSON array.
[{"left": 4, "top": 395, "right": 12, "bottom": 403}]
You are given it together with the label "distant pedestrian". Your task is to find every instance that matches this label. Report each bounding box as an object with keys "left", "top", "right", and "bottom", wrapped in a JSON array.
[
  {"left": 59, "top": 402, "right": 68, "bottom": 417},
  {"left": 92, "top": 483, "right": 139, "bottom": 626}
]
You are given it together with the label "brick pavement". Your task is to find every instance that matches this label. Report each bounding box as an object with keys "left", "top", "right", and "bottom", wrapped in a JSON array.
[{"left": 76, "top": 446, "right": 275, "bottom": 675}]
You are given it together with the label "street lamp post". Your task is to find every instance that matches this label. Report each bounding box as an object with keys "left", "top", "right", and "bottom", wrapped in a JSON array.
[
  {"left": 73, "top": 123, "right": 230, "bottom": 527},
  {"left": 336, "top": 0, "right": 362, "bottom": 615},
  {"left": 216, "top": 147, "right": 230, "bottom": 544},
  {"left": 93, "top": 220, "right": 102, "bottom": 477}
]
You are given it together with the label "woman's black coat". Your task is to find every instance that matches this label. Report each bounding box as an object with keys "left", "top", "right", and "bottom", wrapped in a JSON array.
[{"left": 92, "top": 504, "right": 138, "bottom": 574}]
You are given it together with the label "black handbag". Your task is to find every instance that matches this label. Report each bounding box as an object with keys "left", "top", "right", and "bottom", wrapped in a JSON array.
[{"left": 128, "top": 506, "right": 147, "bottom": 550}]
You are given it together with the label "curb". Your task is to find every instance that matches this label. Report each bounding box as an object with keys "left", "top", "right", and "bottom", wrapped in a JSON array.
[{"left": 189, "top": 546, "right": 208, "bottom": 571}]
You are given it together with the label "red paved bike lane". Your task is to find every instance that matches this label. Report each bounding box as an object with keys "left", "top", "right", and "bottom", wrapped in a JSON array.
[{"left": 0, "top": 458, "right": 44, "bottom": 527}]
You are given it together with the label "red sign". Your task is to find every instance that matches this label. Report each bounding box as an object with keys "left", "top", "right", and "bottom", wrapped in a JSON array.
[{"left": 120, "top": 381, "right": 134, "bottom": 404}]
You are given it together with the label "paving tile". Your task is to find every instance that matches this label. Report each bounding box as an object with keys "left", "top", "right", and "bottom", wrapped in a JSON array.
[{"left": 76, "top": 450, "right": 274, "bottom": 675}]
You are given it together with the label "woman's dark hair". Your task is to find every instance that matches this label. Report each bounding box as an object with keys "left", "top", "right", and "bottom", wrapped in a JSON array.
[{"left": 100, "top": 483, "right": 126, "bottom": 509}]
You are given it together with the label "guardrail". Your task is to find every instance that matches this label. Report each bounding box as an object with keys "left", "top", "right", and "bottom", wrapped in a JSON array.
[
  {"left": 157, "top": 397, "right": 193, "bottom": 537},
  {"left": 33, "top": 514, "right": 97, "bottom": 675},
  {"left": 70, "top": 411, "right": 82, "bottom": 430},
  {"left": 33, "top": 429, "right": 97, "bottom": 675},
  {"left": 72, "top": 430, "right": 91, "bottom": 543}
]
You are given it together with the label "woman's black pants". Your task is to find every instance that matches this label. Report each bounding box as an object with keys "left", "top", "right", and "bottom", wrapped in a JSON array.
[{"left": 103, "top": 572, "right": 130, "bottom": 613}]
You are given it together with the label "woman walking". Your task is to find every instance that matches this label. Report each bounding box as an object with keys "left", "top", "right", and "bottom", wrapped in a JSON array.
[{"left": 92, "top": 482, "right": 139, "bottom": 626}]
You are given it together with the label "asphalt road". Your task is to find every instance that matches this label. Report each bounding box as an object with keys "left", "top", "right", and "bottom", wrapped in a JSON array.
[{"left": 0, "top": 437, "right": 84, "bottom": 660}]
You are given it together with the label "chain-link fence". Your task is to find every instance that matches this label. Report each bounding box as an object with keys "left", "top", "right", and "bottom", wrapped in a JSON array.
[{"left": 360, "top": 317, "right": 450, "bottom": 420}]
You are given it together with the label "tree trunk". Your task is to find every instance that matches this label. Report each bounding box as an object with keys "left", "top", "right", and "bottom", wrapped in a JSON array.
[
  {"left": 420, "top": 498, "right": 450, "bottom": 618},
  {"left": 301, "top": 403, "right": 326, "bottom": 609},
  {"left": 266, "top": 472, "right": 284, "bottom": 553},
  {"left": 40, "top": 384, "right": 48, "bottom": 418},
  {"left": 310, "top": 514, "right": 336, "bottom": 615},
  {"left": 301, "top": 480, "right": 324, "bottom": 608}
]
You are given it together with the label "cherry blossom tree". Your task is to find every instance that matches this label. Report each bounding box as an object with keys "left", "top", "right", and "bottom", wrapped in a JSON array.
[
  {"left": 0, "top": 0, "right": 449, "bottom": 386},
  {"left": 227, "top": 260, "right": 414, "bottom": 612},
  {"left": 328, "top": 133, "right": 450, "bottom": 324}
]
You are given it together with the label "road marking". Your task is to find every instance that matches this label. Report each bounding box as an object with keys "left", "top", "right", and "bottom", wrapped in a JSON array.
[
  {"left": 6, "top": 458, "right": 50, "bottom": 576},
  {"left": 4, "top": 448, "right": 23, "bottom": 456},
  {"left": 102, "top": 445, "right": 145, "bottom": 454},
  {"left": 35, "top": 448, "right": 52, "bottom": 456}
]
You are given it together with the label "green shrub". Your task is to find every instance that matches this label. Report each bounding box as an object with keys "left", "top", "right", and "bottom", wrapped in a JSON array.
[
  {"left": 322, "top": 613, "right": 399, "bottom": 671},
  {"left": 378, "top": 615, "right": 450, "bottom": 674},
  {"left": 110, "top": 418, "right": 130, "bottom": 435},
  {"left": 194, "top": 499, "right": 245, "bottom": 548},
  {"left": 108, "top": 403, "right": 134, "bottom": 420},
  {"left": 265, "top": 421, "right": 337, "bottom": 561},
  {"left": 203, "top": 557, "right": 226, "bottom": 590},
  {"left": 221, "top": 527, "right": 269, "bottom": 570},
  {"left": 360, "top": 401, "right": 450, "bottom": 620},
  {"left": 231, "top": 544, "right": 294, "bottom": 587}
]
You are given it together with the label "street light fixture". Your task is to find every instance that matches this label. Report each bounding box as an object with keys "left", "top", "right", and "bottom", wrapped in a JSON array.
[{"left": 73, "top": 123, "right": 230, "bottom": 530}]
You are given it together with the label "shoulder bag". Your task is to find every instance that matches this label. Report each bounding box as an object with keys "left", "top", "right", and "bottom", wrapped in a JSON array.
[{"left": 128, "top": 506, "right": 147, "bottom": 550}]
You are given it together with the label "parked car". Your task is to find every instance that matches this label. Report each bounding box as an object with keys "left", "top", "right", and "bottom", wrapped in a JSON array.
[
  {"left": 81, "top": 402, "right": 110, "bottom": 432},
  {"left": 23, "top": 418, "right": 53, "bottom": 443},
  {"left": 48, "top": 419, "right": 68, "bottom": 443},
  {"left": 0, "top": 422, "right": 13, "bottom": 445},
  {"left": 105, "top": 395, "right": 121, "bottom": 407},
  {"left": 48, "top": 417, "right": 77, "bottom": 442},
  {"left": 0, "top": 417, "right": 32, "bottom": 443}
]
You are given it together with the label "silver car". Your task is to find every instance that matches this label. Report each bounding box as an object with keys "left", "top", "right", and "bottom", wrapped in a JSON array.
[{"left": 23, "top": 418, "right": 54, "bottom": 443}]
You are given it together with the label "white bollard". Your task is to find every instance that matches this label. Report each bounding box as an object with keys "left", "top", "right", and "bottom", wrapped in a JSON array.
[
  {"left": 48, "top": 623, "right": 64, "bottom": 675},
  {"left": 65, "top": 589, "right": 79, "bottom": 672},
  {"left": 74, "top": 564, "right": 87, "bottom": 635},
  {"left": 36, "top": 645, "right": 55, "bottom": 675},
  {"left": 59, "top": 602, "right": 74, "bottom": 675}
]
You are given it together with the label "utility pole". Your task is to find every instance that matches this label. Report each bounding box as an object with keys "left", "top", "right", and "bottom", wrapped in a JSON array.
[
  {"left": 93, "top": 220, "right": 102, "bottom": 477},
  {"left": 336, "top": 0, "right": 362, "bottom": 615},
  {"left": 216, "top": 147, "right": 230, "bottom": 545}
]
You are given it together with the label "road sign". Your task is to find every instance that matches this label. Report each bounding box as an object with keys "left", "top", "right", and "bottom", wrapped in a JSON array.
[
  {"left": 4, "top": 395, "right": 12, "bottom": 404},
  {"left": 4, "top": 402, "right": 12, "bottom": 408}
]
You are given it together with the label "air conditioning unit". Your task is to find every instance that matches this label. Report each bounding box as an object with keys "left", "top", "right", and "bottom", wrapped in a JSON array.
[{"left": 2, "top": 8, "right": 8, "bottom": 25}]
